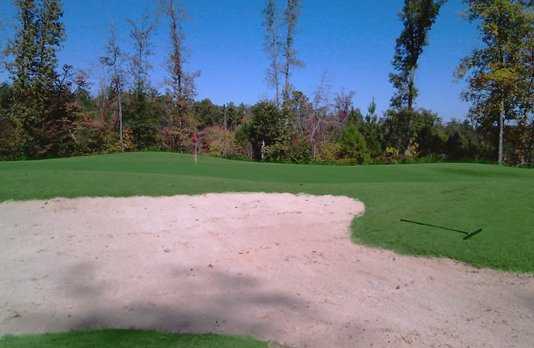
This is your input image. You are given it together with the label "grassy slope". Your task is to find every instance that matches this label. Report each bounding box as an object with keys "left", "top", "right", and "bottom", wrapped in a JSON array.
[
  {"left": 0, "top": 330, "right": 267, "bottom": 348},
  {"left": 1, "top": 152, "right": 533, "bottom": 272}
]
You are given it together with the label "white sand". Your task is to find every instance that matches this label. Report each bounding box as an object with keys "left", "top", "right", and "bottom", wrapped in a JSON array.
[{"left": 0, "top": 193, "right": 532, "bottom": 348}]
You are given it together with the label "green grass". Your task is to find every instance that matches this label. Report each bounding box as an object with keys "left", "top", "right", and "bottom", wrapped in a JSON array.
[
  {"left": 1, "top": 152, "right": 533, "bottom": 272},
  {"left": 0, "top": 330, "right": 267, "bottom": 348}
]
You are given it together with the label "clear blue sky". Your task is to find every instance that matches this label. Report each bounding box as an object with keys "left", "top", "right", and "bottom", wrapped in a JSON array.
[{"left": 0, "top": 0, "right": 480, "bottom": 120}]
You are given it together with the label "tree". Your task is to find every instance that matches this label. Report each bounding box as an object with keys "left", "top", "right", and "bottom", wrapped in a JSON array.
[
  {"left": 0, "top": 83, "right": 24, "bottom": 160},
  {"left": 263, "top": 0, "right": 282, "bottom": 105},
  {"left": 126, "top": 14, "right": 161, "bottom": 148},
  {"left": 334, "top": 90, "right": 356, "bottom": 124},
  {"left": 390, "top": 0, "right": 446, "bottom": 110},
  {"left": 0, "top": 14, "right": 7, "bottom": 74},
  {"left": 244, "top": 101, "right": 286, "bottom": 160},
  {"left": 456, "top": 0, "right": 532, "bottom": 164},
  {"left": 360, "top": 98, "right": 384, "bottom": 157},
  {"left": 3, "top": 0, "right": 38, "bottom": 157},
  {"left": 7, "top": 0, "right": 38, "bottom": 114},
  {"left": 308, "top": 74, "right": 331, "bottom": 159},
  {"left": 165, "top": 0, "right": 198, "bottom": 117},
  {"left": 128, "top": 14, "right": 154, "bottom": 94},
  {"left": 100, "top": 25, "right": 125, "bottom": 149},
  {"left": 339, "top": 120, "right": 371, "bottom": 165},
  {"left": 36, "top": 0, "right": 64, "bottom": 90},
  {"left": 6, "top": 0, "right": 78, "bottom": 158},
  {"left": 282, "top": 0, "right": 302, "bottom": 102}
]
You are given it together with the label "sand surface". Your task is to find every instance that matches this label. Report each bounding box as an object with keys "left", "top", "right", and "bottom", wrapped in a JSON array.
[{"left": 0, "top": 193, "right": 533, "bottom": 348}]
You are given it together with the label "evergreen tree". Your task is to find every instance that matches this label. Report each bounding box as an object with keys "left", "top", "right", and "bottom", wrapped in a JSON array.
[{"left": 390, "top": 0, "right": 446, "bottom": 110}]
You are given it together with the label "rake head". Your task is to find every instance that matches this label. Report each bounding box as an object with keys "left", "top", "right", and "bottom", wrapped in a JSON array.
[{"left": 462, "top": 228, "right": 483, "bottom": 240}]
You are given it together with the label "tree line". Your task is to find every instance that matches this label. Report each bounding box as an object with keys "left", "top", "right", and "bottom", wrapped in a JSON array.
[{"left": 0, "top": 0, "right": 532, "bottom": 165}]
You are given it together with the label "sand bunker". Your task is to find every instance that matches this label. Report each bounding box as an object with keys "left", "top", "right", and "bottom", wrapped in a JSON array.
[{"left": 0, "top": 193, "right": 533, "bottom": 347}]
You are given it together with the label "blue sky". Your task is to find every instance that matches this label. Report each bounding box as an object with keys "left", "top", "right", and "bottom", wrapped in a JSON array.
[{"left": 0, "top": 0, "right": 480, "bottom": 120}]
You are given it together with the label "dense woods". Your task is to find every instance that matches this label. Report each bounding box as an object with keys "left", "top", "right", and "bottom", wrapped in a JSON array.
[{"left": 0, "top": 0, "right": 532, "bottom": 165}]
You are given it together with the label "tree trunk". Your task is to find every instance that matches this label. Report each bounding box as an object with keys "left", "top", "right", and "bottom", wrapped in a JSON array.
[
  {"left": 407, "top": 67, "right": 416, "bottom": 111},
  {"left": 283, "top": 63, "right": 290, "bottom": 103},
  {"left": 118, "top": 91, "right": 123, "bottom": 151},
  {"left": 498, "top": 99, "right": 504, "bottom": 165}
]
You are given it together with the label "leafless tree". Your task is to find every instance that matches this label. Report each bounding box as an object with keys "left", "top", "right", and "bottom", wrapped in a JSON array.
[
  {"left": 334, "top": 89, "right": 356, "bottom": 124},
  {"left": 309, "top": 74, "right": 331, "bottom": 158},
  {"left": 163, "top": 0, "right": 198, "bottom": 118},
  {"left": 263, "top": 0, "right": 281, "bottom": 105},
  {"left": 100, "top": 25, "right": 126, "bottom": 149},
  {"left": 0, "top": 18, "right": 6, "bottom": 74},
  {"left": 128, "top": 14, "right": 155, "bottom": 94},
  {"left": 282, "top": 0, "right": 302, "bottom": 102}
]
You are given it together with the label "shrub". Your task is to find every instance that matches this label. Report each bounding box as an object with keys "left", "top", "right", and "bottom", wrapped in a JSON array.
[
  {"left": 0, "top": 116, "right": 24, "bottom": 160},
  {"left": 73, "top": 117, "right": 135, "bottom": 154},
  {"left": 203, "top": 126, "right": 238, "bottom": 157},
  {"left": 338, "top": 124, "right": 371, "bottom": 164},
  {"left": 317, "top": 142, "right": 342, "bottom": 163}
]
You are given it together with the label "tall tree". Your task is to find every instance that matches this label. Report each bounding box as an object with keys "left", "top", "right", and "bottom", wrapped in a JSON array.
[
  {"left": 36, "top": 0, "right": 64, "bottom": 90},
  {"left": 100, "top": 25, "right": 125, "bottom": 149},
  {"left": 263, "top": 0, "right": 281, "bottom": 105},
  {"left": 390, "top": 0, "right": 446, "bottom": 110},
  {"left": 7, "top": 0, "right": 75, "bottom": 158},
  {"left": 126, "top": 13, "right": 161, "bottom": 148},
  {"left": 165, "top": 0, "right": 197, "bottom": 117},
  {"left": 128, "top": 14, "right": 154, "bottom": 94},
  {"left": 456, "top": 0, "right": 532, "bottom": 164},
  {"left": 282, "top": 0, "right": 302, "bottom": 102},
  {"left": 8, "top": 0, "right": 38, "bottom": 97}
]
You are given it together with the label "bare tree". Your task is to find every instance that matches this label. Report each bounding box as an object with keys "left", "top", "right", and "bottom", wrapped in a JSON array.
[
  {"left": 166, "top": 0, "right": 185, "bottom": 103},
  {"left": 128, "top": 14, "right": 155, "bottom": 94},
  {"left": 263, "top": 0, "right": 281, "bottom": 105},
  {"left": 309, "top": 74, "right": 331, "bottom": 159},
  {"left": 282, "top": 0, "right": 302, "bottom": 102},
  {"left": 164, "top": 0, "right": 198, "bottom": 116},
  {"left": 334, "top": 89, "right": 356, "bottom": 124},
  {"left": 0, "top": 16, "right": 7, "bottom": 74},
  {"left": 100, "top": 25, "right": 125, "bottom": 149}
]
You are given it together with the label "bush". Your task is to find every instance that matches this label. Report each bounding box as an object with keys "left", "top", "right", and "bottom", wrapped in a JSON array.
[
  {"left": 0, "top": 116, "right": 24, "bottom": 160},
  {"left": 317, "top": 142, "right": 342, "bottom": 163},
  {"left": 381, "top": 146, "right": 401, "bottom": 164},
  {"left": 203, "top": 126, "right": 239, "bottom": 158},
  {"left": 339, "top": 125, "right": 371, "bottom": 164},
  {"left": 263, "top": 135, "right": 312, "bottom": 164},
  {"left": 73, "top": 117, "right": 135, "bottom": 154},
  {"left": 246, "top": 101, "right": 286, "bottom": 160}
]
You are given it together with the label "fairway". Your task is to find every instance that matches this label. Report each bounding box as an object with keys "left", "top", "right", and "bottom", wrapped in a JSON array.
[{"left": 1, "top": 152, "right": 533, "bottom": 272}]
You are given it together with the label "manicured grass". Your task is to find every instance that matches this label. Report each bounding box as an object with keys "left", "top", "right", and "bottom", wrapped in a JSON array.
[
  {"left": 1, "top": 152, "right": 533, "bottom": 272},
  {"left": 0, "top": 330, "right": 267, "bottom": 348}
]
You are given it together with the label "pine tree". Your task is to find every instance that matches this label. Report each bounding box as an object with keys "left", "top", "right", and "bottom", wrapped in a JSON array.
[{"left": 390, "top": 0, "right": 446, "bottom": 110}]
